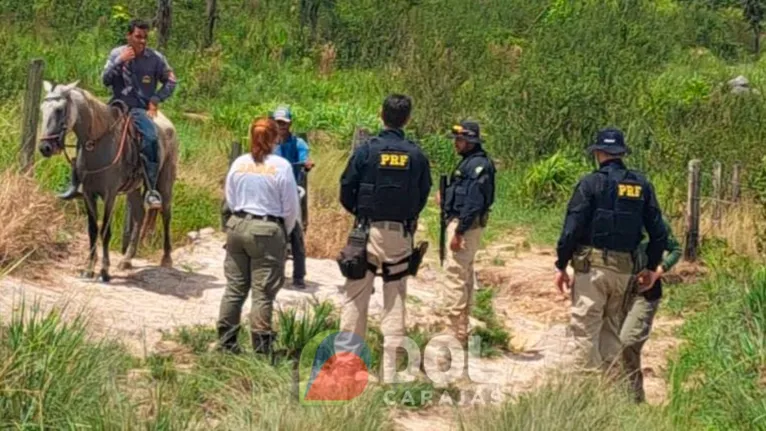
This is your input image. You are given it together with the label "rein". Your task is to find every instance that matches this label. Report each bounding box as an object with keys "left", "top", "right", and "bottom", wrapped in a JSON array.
[
  {"left": 44, "top": 92, "right": 132, "bottom": 176},
  {"left": 78, "top": 116, "right": 131, "bottom": 176}
]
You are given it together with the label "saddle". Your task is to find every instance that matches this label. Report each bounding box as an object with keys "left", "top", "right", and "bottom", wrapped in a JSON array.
[{"left": 108, "top": 100, "right": 161, "bottom": 191}]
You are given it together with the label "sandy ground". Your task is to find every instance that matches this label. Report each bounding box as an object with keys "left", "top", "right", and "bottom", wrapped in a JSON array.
[{"left": 0, "top": 228, "right": 682, "bottom": 430}]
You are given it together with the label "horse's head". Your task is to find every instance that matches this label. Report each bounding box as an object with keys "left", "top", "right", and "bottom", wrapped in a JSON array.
[{"left": 39, "top": 80, "right": 80, "bottom": 158}]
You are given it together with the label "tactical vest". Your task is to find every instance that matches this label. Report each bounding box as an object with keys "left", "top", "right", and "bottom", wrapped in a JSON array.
[
  {"left": 355, "top": 137, "right": 418, "bottom": 222},
  {"left": 589, "top": 166, "right": 647, "bottom": 252},
  {"left": 444, "top": 150, "right": 494, "bottom": 218}
]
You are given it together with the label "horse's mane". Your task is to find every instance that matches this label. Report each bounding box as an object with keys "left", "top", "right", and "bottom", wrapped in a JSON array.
[{"left": 73, "top": 87, "right": 119, "bottom": 139}]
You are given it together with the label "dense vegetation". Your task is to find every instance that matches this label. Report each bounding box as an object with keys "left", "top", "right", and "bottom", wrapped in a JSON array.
[
  {"left": 1, "top": 1, "right": 766, "bottom": 429},
  {"left": 2, "top": 0, "right": 766, "bottom": 245}
]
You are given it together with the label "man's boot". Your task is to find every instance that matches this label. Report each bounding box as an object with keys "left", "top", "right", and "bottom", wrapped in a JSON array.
[
  {"left": 57, "top": 166, "right": 82, "bottom": 200},
  {"left": 216, "top": 326, "right": 242, "bottom": 354},
  {"left": 142, "top": 158, "right": 163, "bottom": 209},
  {"left": 251, "top": 331, "right": 277, "bottom": 363}
]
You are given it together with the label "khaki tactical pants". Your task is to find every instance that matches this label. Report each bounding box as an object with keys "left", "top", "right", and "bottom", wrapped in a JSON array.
[
  {"left": 570, "top": 249, "right": 633, "bottom": 372},
  {"left": 620, "top": 295, "right": 660, "bottom": 402},
  {"left": 339, "top": 221, "right": 412, "bottom": 381},
  {"left": 218, "top": 215, "right": 286, "bottom": 335},
  {"left": 441, "top": 219, "right": 484, "bottom": 344},
  {"left": 340, "top": 221, "right": 412, "bottom": 337}
]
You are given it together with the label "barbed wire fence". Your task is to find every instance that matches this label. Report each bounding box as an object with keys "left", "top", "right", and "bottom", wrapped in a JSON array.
[{"left": 684, "top": 159, "right": 744, "bottom": 262}]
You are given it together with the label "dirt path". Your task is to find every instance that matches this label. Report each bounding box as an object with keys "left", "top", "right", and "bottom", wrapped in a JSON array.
[{"left": 0, "top": 228, "right": 682, "bottom": 429}]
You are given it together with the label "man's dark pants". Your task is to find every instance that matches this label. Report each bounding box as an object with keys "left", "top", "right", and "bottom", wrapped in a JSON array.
[
  {"left": 130, "top": 109, "right": 158, "bottom": 165},
  {"left": 290, "top": 221, "right": 306, "bottom": 282}
]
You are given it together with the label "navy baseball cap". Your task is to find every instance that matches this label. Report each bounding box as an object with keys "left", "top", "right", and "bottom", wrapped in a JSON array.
[{"left": 586, "top": 127, "right": 630, "bottom": 155}]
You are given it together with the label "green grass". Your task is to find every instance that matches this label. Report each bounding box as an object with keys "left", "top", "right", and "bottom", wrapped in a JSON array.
[{"left": 470, "top": 288, "right": 511, "bottom": 357}]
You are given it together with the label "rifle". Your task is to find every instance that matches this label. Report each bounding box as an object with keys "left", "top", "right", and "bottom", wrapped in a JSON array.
[{"left": 439, "top": 174, "right": 448, "bottom": 267}]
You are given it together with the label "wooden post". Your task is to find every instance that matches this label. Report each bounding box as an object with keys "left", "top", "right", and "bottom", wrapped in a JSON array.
[
  {"left": 684, "top": 159, "right": 701, "bottom": 261},
  {"left": 351, "top": 127, "right": 370, "bottom": 154},
  {"left": 731, "top": 162, "right": 741, "bottom": 202},
  {"left": 204, "top": 0, "right": 217, "bottom": 48},
  {"left": 712, "top": 161, "right": 722, "bottom": 228},
  {"left": 20, "top": 59, "right": 45, "bottom": 174},
  {"left": 156, "top": 0, "right": 172, "bottom": 50},
  {"left": 221, "top": 141, "right": 242, "bottom": 230},
  {"left": 228, "top": 140, "right": 242, "bottom": 166}
]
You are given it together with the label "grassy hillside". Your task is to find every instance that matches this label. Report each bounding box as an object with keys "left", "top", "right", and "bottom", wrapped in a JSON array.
[
  {"left": 1, "top": 1, "right": 766, "bottom": 429},
  {"left": 2, "top": 0, "right": 766, "bottom": 255}
]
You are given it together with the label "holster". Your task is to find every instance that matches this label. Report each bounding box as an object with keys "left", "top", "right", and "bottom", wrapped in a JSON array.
[
  {"left": 571, "top": 246, "right": 592, "bottom": 273},
  {"left": 408, "top": 241, "right": 429, "bottom": 277},
  {"left": 336, "top": 224, "right": 370, "bottom": 280}
]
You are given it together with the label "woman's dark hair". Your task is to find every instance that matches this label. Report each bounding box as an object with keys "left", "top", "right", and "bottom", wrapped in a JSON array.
[{"left": 250, "top": 117, "right": 279, "bottom": 163}]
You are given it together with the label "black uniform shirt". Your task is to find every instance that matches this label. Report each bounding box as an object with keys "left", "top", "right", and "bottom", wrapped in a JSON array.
[
  {"left": 555, "top": 159, "right": 667, "bottom": 271},
  {"left": 340, "top": 128, "right": 431, "bottom": 221}
]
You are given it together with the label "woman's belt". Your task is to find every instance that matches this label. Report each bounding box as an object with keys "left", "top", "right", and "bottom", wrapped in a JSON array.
[{"left": 233, "top": 211, "right": 284, "bottom": 225}]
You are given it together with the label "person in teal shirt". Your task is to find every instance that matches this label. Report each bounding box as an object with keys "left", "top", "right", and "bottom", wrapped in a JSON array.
[
  {"left": 271, "top": 106, "right": 313, "bottom": 289},
  {"left": 620, "top": 217, "right": 682, "bottom": 403}
]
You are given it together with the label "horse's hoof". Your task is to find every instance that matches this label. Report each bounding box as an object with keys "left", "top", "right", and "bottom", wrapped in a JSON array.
[
  {"left": 160, "top": 257, "right": 173, "bottom": 268},
  {"left": 99, "top": 271, "right": 111, "bottom": 283},
  {"left": 80, "top": 271, "right": 95, "bottom": 279},
  {"left": 118, "top": 261, "right": 132, "bottom": 271}
]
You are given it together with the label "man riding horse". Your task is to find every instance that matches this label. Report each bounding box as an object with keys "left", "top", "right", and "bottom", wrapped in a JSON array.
[{"left": 59, "top": 18, "right": 177, "bottom": 209}]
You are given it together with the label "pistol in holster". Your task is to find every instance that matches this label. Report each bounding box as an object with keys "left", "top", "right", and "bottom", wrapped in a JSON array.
[{"left": 336, "top": 222, "right": 370, "bottom": 280}]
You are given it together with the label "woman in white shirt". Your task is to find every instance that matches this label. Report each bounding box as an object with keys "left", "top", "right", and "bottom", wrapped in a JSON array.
[{"left": 217, "top": 117, "right": 300, "bottom": 357}]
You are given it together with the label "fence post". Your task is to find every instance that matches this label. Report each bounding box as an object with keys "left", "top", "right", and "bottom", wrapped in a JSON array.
[
  {"left": 204, "top": 0, "right": 217, "bottom": 48},
  {"left": 351, "top": 126, "right": 370, "bottom": 155},
  {"left": 731, "top": 162, "right": 741, "bottom": 202},
  {"left": 228, "top": 140, "right": 242, "bottom": 166},
  {"left": 712, "top": 161, "right": 722, "bottom": 228},
  {"left": 221, "top": 141, "right": 242, "bottom": 230},
  {"left": 156, "top": 0, "right": 172, "bottom": 51},
  {"left": 20, "top": 59, "right": 45, "bottom": 174},
  {"left": 684, "top": 159, "right": 701, "bottom": 262}
]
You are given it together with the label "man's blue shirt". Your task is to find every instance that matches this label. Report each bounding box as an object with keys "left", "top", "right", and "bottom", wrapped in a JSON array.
[{"left": 274, "top": 134, "right": 309, "bottom": 183}]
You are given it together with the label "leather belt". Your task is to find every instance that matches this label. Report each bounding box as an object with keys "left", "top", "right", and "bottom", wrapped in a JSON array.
[{"left": 233, "top": 211, "right": 284, "bottom": 225}]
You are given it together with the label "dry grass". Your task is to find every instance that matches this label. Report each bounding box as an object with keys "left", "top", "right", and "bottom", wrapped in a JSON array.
[
  {"left": 694, "top": 200, "right": 763, "bottom": 258},
  {"left": 0, "top": 170, "right": 69, "bottom": 273},
  {"left": 303, "top": 143, "right": 355, "bottom": 259},
  {"left": 305, "top": 202, "right": 352, "bottom": 259}
]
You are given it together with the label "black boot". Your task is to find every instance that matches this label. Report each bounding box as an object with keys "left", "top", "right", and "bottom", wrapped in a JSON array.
[
  {"left": 216, "top": 326, "right": 242, "bottom": 354},
  {"left": 252, "top": 331, "right": 277, "bottom": 362},
  {"left": 58, "top": 166, "right": 82, "bottom": 200}
]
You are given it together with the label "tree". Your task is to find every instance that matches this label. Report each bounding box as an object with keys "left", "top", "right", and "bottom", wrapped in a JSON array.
[{"left": 743, "top": 0, "right": 765, "bottom": 55}]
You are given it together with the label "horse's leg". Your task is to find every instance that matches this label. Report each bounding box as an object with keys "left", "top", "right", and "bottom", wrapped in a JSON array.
[
  {"left": 81, "top": 194, "right": 98, "bottom": 279},
  {"left": 160, "top": 200, "right": 173, "bottom": 268},
  {"left": 99, "top": 194, "right": 116, "bottom": 283},
  {"left": 121, "top": 198, "right": 131, "bottom": 255},
  {"left": 119, "top": 190, "right": 144, "bottom": 271}
]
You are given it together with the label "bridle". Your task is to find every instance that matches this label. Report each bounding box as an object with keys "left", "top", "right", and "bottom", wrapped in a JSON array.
[
  {"left": 40, "top": 91, "right": 126, "bottom": 169},
  {"left": 40, "top": 93, "right": 72, "bottom": 155}
]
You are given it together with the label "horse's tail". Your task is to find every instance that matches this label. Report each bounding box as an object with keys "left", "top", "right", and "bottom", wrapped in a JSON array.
[{"left": 139, "top": 208, "right": 160, "bottom": 243}]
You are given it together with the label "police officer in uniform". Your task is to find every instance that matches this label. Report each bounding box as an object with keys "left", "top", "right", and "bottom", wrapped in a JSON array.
[
  {"left": 437, "top": 121, "right": 495, "bottom": 346},
  {"left": 337, "top": 94, "right": 431, "bottom": 381},
  {"left": 554, "top": 127, "right": 667, "bottom": 372}
]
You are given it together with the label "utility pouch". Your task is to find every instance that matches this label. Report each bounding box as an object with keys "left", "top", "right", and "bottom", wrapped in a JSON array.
[
  {"left": 408, "top": 241, "right": 429, "bottom": 276},
  {"left": 336, "top": 225, "right": 369, "bottom": 280},
  {"left": 571, "top": 246, "right": 592, "bottom": 273}
]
